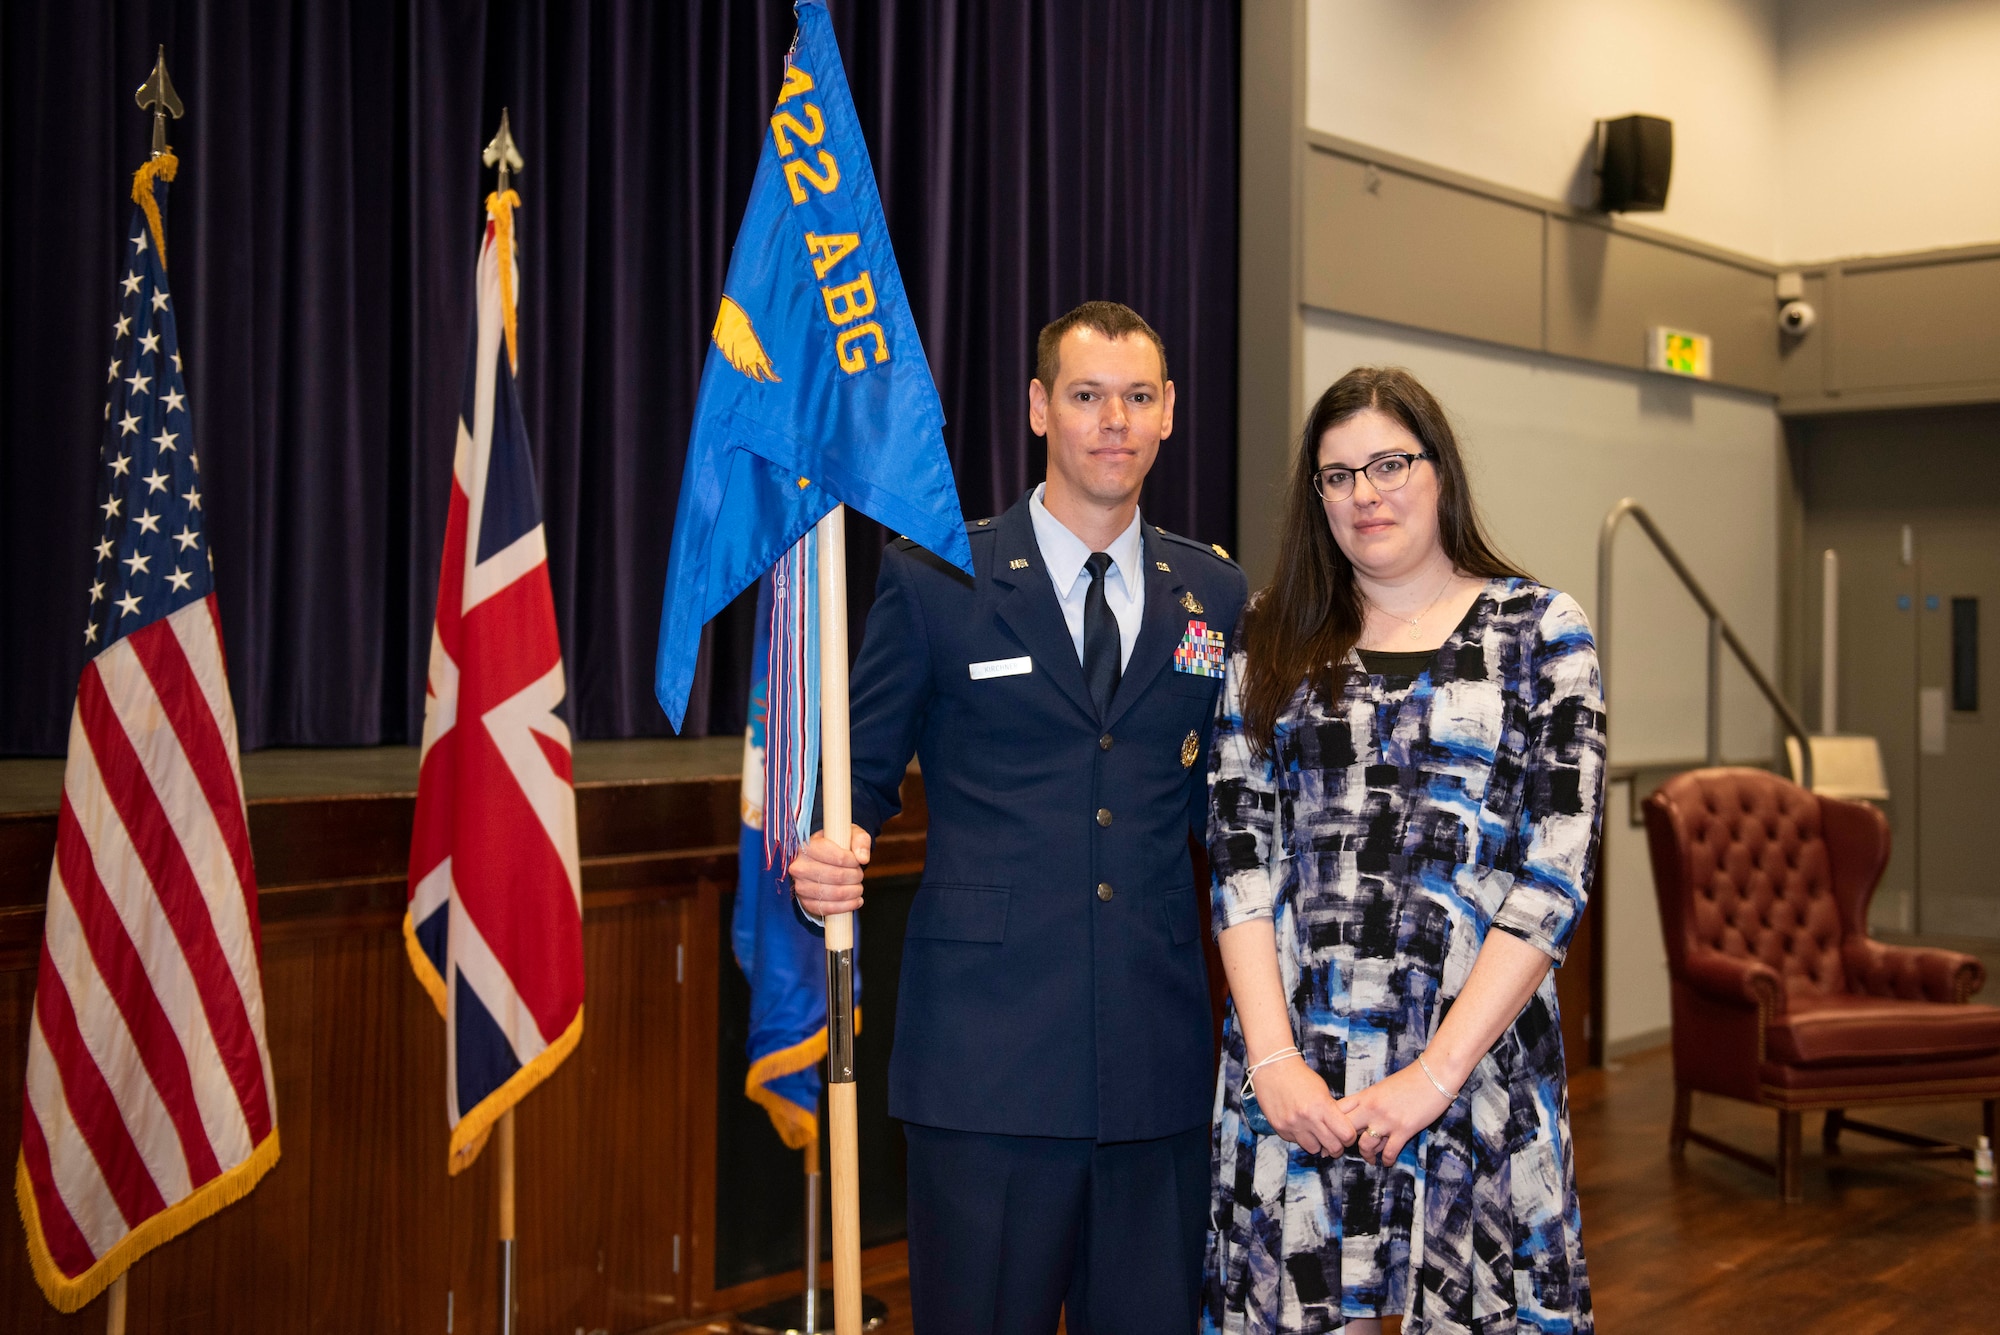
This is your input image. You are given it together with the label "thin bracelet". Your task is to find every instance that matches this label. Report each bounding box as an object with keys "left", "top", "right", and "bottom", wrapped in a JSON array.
[
  {"left": 1241, "top": 1045, "right": 1302, "bottom": 1097},
  {"left": 1414, "top": 1053, "right": 1459, "bottom": 1102}
]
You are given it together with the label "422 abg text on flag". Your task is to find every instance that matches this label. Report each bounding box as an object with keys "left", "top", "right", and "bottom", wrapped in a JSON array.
[
  {"left": 656, "top": 5, "right": 970, "bottom": 1331},
  {"left": 653, "top": 0, "right": 971, "bottom": 733}
]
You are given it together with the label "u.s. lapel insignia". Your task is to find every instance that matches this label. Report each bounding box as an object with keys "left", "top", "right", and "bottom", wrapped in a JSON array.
[
  {"left": 1179, "top": 590, "right": 1204, "bottom": 615},
  {"left": 1173, "top": 619, "right": 1227, "bottom": 677},
  {"left": 1009, "top": 558, "right": 1029, "bottom": 570},
  {"left": 1181, "top": 729, "right": 1200, "bottom": 769}
]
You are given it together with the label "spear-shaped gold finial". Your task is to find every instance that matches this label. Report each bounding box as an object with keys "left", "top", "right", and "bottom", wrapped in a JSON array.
[
  {"left": 483, "top": 108, "right": 524, "bottom": 196},
  {"left": 135, "top": 46, "right": 184, "bottom": 159}
]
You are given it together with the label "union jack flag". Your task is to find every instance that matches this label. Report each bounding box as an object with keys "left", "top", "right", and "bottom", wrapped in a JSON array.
[
  {"left": 406, "top": 188, "right": 582, "bottom": 1174},
  {"left": 17, "top": 153, "right": 279, "bottom": 1313}
]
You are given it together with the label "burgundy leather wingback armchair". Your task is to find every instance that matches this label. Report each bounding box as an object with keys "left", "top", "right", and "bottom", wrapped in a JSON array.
[{"left": 1643, "top": 767, "right": 2000, "bottom": 1202}]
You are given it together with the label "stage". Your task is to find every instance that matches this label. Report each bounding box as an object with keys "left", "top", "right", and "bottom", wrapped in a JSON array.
[{"left": 1, "top": 739, "right": 927, "bottom": 1333}]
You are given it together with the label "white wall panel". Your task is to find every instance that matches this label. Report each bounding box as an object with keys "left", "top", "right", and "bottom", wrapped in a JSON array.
[
  {"left": 1780, "top": 0, "right": 2000, "bottom": 261},
  {"left": 1305, "top": 0, "right": 1783, "bottom": 259},
  {"left": 1304, "top": 0, "right": 2000, "bottom": 265}
]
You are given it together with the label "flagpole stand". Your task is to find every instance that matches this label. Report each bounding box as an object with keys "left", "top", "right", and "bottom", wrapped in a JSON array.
[
  {"left": 804, "top": 1130, "right": 822, "bottom": 1331},
  {"left": 498, "top": 1108, "right": 518, "bottom": 1335},
  {"left": 734, "top": 1124, "right": 887, "bottom": 1334}
]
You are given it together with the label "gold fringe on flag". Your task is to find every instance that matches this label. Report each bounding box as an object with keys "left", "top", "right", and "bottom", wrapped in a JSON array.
[
  {"left": 16, "top": 1129, "right": 280, "bottom": 1313},
  {"left": 742, "top": 1008, "right": 863, "bottom": 1151},
  {"left": 447, "top": 1008, "right": 583, "bottom": 1175}
]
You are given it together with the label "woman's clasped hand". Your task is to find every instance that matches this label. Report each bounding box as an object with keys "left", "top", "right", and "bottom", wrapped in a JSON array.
[
  {"left": 1334, "top": 1061, "right": 1456, "bottom": 1168},
  {"left": 1249, "top": 1054, "right": 1456, "bottom": 1167},
  {"left": 1244, "top": 1050, "right": 1358, "bottom": 1156}
]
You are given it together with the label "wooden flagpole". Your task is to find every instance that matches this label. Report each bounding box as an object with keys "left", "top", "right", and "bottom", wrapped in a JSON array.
[
  {"left": 814, "top": 505, "right": 863, "bottom": 1335},
  {"left": 104, "top": 49, "right": 174, "bottom": 1335},
  {"left": 479, "top": 111, "right": 527, "bottom": 1335},
  {"left": 105, "top": 1274, "right": 128, "bottom": 1335}
]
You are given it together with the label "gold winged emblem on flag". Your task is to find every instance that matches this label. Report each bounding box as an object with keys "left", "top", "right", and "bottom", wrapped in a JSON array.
[{"left": 713, "top": 294, "right": 781, "bottom": 382}]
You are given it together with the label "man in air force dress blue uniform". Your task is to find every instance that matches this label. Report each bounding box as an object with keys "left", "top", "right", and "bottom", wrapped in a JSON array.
[{"left": 791, "top": 302, "right": 1247, "bottom": 1334}]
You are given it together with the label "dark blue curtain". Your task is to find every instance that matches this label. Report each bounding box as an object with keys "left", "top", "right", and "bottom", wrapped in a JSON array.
[{"left": 0, "top": 0, "right": 1239, "bottom": 754}]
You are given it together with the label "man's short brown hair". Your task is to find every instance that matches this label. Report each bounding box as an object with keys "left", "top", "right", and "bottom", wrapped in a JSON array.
[{"left": 1034, "top": 301, "right": 1169, "bottom": 391}]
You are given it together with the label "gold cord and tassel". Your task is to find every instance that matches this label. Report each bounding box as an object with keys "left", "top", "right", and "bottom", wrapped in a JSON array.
[
  {"left": 485, "top": 188, "right": 522, "bottom": 371},
  {"left": 130, "top": 150, "right": 180, "bottom": 268}
]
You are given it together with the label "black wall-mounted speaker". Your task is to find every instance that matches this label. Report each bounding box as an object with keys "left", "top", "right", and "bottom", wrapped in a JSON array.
[{"left": 1596, "top": 115, "right": 1673, "bottom": 213}]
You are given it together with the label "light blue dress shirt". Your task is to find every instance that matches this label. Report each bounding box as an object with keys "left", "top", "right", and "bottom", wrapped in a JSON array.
[{"left": 1028, "top": 482, "right": 1144, "bottom": 672}]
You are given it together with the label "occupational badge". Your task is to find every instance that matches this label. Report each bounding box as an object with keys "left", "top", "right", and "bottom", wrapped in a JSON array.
[
  {"left": 1180, "top": 729, "right": 1200, "bottom": 769},
  {"left": 1179, "top": 590, "right": 1204, "bottom": 615},
  {"left": 1173, "top": 619, "right": 1226, "bottom": 677}
]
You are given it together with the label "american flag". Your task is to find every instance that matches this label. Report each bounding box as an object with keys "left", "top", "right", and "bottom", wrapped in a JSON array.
[
  {"left": 17, "top": 155, "right": 279, "bottom": 1313},
  {"left": 405, "top": 189, "right": 582, "bottom": 1174}
]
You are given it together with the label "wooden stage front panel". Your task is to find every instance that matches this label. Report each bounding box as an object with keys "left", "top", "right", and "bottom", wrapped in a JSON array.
[
  {"left": 0, "top": 738, "right": 1600, "bottom": 1332},
  {"left": 0, "top": 741, "right": 927, "bottom": 1334}
]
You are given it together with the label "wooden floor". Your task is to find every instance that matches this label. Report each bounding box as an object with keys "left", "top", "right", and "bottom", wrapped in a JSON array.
[{"left": 695, "top": 1044, "right": 1998, "bottom": 1335}]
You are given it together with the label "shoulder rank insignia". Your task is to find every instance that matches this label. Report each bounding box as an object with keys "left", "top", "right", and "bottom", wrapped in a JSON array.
[
  {"left": 1179, "top": 590, "right": 1204, "bottom": 614},
  {"left": 1211, "top": 543, "right": 1230, "bottom": 559},
  {"left": 1181, "top": 729, "right": 1200, "bottom": 769},
  {"left": 1174, "top": 619, "right": 1226, "bottom": 677}
]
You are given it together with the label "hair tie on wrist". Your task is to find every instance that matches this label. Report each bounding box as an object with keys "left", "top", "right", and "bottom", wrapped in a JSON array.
[{"left": 1241, "top": 1045, "right": 1302, "bottom": 1098}]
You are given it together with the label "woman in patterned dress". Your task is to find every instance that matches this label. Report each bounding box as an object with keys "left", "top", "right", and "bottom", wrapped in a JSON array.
[{"left": 1204, "top": 367, "right": 1602, "bottom": 1335}]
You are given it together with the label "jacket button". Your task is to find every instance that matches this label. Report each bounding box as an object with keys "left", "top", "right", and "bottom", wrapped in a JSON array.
[
  {"left": 1096, "top": 882, "right": 1114, "bottom": 902},
  {"left": 1096, "top": 808, "right": 1113, "bottom": 827},
  {"left": 1099, "top": 734, "right": 1113, "bottom": 750}
]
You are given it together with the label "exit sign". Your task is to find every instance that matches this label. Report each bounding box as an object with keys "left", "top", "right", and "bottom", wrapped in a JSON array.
[{"left": 1647, "top": 326, "right": 1711, "bottom": 379}]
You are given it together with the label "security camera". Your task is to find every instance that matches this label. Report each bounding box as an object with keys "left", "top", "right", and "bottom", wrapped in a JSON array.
[{"left": 1779, "top": 300, "right": 1817, "bottom": 335}]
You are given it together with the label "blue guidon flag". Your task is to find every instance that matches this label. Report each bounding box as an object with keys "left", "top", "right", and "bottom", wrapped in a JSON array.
[
  {"left": 654, "top": 0, "right": 972, "bottom": 733},
  {"left": 406, "top": 185, "right": 583, "bottom": 1175}
]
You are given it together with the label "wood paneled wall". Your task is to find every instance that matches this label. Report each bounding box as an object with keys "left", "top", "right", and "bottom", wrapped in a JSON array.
[{"left": 0, "top": 766, "right": 927, "bottom": 1334}]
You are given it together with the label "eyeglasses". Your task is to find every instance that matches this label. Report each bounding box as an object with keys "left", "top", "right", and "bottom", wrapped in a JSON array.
[{"left": 1311, "top": 452, "right": 1432, "bottom": 502}]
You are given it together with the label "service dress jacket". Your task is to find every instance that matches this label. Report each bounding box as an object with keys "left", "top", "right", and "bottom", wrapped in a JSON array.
[{"left": 842, "top": 491, "right": 1248, "bottom": 1142}]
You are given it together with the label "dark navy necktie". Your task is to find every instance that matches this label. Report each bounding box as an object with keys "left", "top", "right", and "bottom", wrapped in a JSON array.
[{"left": 1083, "top": 551, "right": 1121, "bottom": 717}]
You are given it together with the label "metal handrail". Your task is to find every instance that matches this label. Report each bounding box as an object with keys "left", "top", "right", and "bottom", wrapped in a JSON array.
[{"left": 1597, "top": 498, "right": 1814, "bottom": 791}]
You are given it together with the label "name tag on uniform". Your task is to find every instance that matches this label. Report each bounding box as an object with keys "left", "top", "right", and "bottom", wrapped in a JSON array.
[
  {"left": 1174, "top": 620, "right": 1226, "bottom": 678},
  {"left": 969, "top": 655, "right": 1033, "bottom": 680}
]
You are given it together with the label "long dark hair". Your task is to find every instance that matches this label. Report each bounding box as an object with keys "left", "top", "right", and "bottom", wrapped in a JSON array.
[{"left": 1239, "top": 366, "right": 1526, "bottom": 756}]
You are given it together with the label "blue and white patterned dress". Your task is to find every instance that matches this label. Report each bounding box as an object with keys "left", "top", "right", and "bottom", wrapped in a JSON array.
[{"left": 1204, "top": 578, "right": 1603, "bottom": 1335}]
